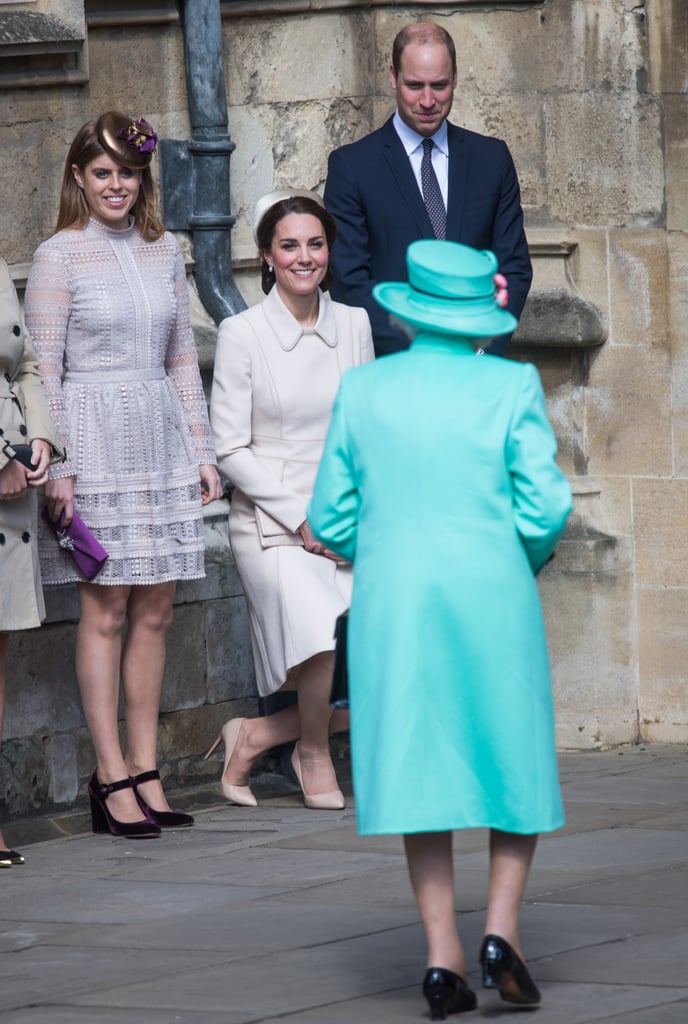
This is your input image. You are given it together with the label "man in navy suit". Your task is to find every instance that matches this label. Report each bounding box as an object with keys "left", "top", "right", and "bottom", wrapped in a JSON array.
[{"left": 325, "top": 22, "right": 532, "bottom": 356}]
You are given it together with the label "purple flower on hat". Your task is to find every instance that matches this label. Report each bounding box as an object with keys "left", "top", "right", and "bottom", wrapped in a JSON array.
[{"left": 117, "top": 117, "right": 158, "bottom": 154}]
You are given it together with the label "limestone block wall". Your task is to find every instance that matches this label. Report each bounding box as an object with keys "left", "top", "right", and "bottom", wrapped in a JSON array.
[
  {"left": 1, "top": 0, "right": 687, "bottom": 825},
  {"left": 221, "top": 0, "right": 688, "bottom": 749},
  {"left": 2, "top": 502, "right": 259, "bottom": 819}
]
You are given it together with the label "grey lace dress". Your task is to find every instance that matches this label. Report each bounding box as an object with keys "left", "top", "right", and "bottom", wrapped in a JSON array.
[{"left": 24, "top": 218, "right": 216, "bottom": 585}]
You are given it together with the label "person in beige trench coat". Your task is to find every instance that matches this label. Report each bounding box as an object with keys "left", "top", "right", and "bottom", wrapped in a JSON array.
[
  {"left": 0, "top": 257, "right": 64, "bottom": 866},
  {"left": 209, "top": 191, "right": 374, "bottom": 809}
]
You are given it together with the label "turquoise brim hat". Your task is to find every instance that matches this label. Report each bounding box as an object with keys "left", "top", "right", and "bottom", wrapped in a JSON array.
[{"left": 373, "top": 239, "right": 518, "bottom": 339}]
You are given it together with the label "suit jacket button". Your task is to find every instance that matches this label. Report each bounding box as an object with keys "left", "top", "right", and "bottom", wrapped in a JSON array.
[
  {"left": 0, "top": 533, "right": 5, "bottom": 545},
  {"left": 21, "top": 531, "right": 31, "bottom": 543},
  {"left": 19, "top": 424, "right": 27, "bottom": 435},
  {"left": 13, "top": 324, "right": 21, "bottom": 336}
]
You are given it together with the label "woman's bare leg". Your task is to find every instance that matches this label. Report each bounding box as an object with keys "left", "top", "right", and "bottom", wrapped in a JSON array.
[
  {"left": 484, "top": 829, "right": 538, "bottom": 956},
  {"left": 404, "top": 831, "right": 466, "bottom": 975},
  {"left": 121, "top": 581, "right": 176, "bottom": 812},
  {"left": 76, "top": 583, "right": 143, "bottom": 822},
  {"left": 292, "top": 651, "right": 342, "bottom": 795},
  {"left": 222, "top": 651, "right": 348, "bottom": 793}
]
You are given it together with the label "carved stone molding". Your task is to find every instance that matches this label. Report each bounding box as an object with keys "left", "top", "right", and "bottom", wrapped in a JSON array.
[
  {"left": 85, "top": 0, "right": 179, "bottom": 27},
  {"left": 220, "top": 0, "right": 543, "bottom": 17},
  {"left": 513, "top": 239, "right": 608, "bottom": 350},
  {"left": 0, "top": 0, "right": 87, "bottom": 88}
]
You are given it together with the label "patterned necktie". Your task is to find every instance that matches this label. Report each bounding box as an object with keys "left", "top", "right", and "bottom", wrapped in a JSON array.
[{"left": 421, "top": 137, "right": 446, "bottom": 240}]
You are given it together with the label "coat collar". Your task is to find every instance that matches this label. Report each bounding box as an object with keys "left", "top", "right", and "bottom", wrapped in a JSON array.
[
  {"left": 392, "top": 112, "right": 449, "bottom": 159},
  {"left": 411, "top": 331, "right": 478, "bottom": 357},
  {"left": 262, "top": 285, "right": 337, "bottom": 351}
]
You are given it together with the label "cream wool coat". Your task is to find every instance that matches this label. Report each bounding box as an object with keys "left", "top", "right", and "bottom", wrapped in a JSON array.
[
  {"left": 210, "top": 286, "right": 373, "bottom": 695},
  {"left": 0, "top": 259, "right": 63, "bottom": 631}
]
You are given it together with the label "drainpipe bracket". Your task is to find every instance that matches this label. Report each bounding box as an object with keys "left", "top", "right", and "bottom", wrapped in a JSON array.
[
  {"left": 190, "top": 216, "right": 237, "bottom": 230},
  {"left": 159, "top": 138, "right": 193, "bottom": 232},
  {"left": 188, "top": 138, "right": 236, "bottom": 156}
]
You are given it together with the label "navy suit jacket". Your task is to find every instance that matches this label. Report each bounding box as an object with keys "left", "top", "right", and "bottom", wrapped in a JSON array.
[{"left": 324, "top": 117, "right": 533, "bottom": 356}]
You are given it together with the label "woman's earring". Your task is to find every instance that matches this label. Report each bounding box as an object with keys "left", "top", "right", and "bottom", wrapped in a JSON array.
[{"left": 267, "top": 264, "right": 274, "bottom": 273}]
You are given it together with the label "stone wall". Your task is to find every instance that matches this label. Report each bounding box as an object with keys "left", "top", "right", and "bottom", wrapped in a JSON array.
[
  {"left": 1, "top": 0, "right": 686, "bottom": 821},
  {"left": 2, "top": 504, "right": 258, "bottom": 817},
  {"left": 222, "top": 0, "right": 687, "bottom": 750}
]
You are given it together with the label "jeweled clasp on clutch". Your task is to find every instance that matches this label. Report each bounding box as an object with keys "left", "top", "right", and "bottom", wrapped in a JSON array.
[{"left": 57, "top": 531, "right": 75, "bottom": 551}]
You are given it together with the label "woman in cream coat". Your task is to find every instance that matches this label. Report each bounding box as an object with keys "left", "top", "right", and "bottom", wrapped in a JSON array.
[
  {"left": 1, "top": 257, "right": 63, "bottom": 866},
  {"left": 209, "top": 190, "right": 373, "bottom": 809}
]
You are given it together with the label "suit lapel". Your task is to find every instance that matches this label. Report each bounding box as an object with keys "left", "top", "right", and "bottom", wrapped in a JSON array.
[
  {"left": 380, "top": 118, "right": 434, "bottom": 236},
  {"left": 446, "top": 122, "right": 468, "bottom": 242}
]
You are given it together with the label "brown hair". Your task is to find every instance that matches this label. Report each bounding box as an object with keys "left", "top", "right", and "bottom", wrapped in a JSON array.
[
  {"left": 255, "top": 195, "right": 337, "bottom": 295},
  {"left": 392, "top": 22, "right": 457, "bottom": 77},
  {"left": 54, "top": 118, "right": 164, "bottom": 240}
]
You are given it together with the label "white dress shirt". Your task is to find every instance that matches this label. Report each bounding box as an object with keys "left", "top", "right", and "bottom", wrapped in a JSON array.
[{"left": 393, "top": 111, "right": 449, "bottom": 207}]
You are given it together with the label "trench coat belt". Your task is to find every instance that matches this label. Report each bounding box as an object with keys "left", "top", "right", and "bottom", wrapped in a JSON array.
[
  {"left": 63, "top": 367, "right": 166, "bottom": 383},
  {"left": 251, "top": 435, "right": 324, "bottom": 463},
  {"left": 0, "top": 377, "right": 18, "bottom": 399}
]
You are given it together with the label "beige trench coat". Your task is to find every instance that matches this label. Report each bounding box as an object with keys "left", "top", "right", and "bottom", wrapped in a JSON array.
[
  {"left": 210, "top": 286, "right": 374, "bottom": 695},
  {"left": 0, "top": 259, "right": 64, "bottom": 631}
]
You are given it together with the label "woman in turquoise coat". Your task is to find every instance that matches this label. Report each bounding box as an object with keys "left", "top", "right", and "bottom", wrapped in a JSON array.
[{"left": 309, "top": 240, "right": 572, "bottom": 1020}]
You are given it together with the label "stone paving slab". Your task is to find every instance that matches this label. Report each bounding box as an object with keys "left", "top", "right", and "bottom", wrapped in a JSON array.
[
  {"left": 0, "top": 944, "right": 233, "bottom": 1015},
  {"left": 539, "top": 862, "right": 688, "bottom": 908},
  {"left": 67, "top": 931, "right": 424, "bottom": 1017},
  {"left": 1, "top": 1013, "right": 223, "bottom": 1024},
  {"left": 46, "top": 901, "right": 419, "bottom": 958},
  {"left": 254, "top": 985, "right": 688, "bottom": 1024},
  {"left": 1, "top": 875, "right": 292, "bottom": 925},
  {"left": 1, "top": 745, "right": 688, "bottom": 1023},
  {"left": 526, "top": 901, "right": 685, "bottom": 955},
  {"left": 538, "top": 926, "right": 688, "bottom": 987}
]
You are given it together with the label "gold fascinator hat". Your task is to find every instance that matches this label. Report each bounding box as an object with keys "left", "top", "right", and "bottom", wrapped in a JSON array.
[
  {"left": 96, "top": 111, "right": 159, "bottom": 169},
  {"left": 252, "top": 189, "right": 324, "bottom": 244}
]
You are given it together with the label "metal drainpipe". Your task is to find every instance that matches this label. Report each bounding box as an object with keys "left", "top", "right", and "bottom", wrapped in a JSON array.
[{"left": 159, "top": 0, "right": 245, "bottom": 321}]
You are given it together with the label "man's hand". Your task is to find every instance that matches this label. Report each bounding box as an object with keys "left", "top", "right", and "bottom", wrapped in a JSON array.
[
  {"left": 0, "top": 459, "right": 28, "bottom": 500},
  {"left": 25, "top": 439, "right": 52, "bottom": 486}
]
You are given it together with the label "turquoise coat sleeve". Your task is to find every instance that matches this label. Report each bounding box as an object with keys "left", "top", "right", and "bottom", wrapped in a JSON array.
[
  {"left": 308, "top": 375, "right": 360, "bottom": 563},
  {"left": 508, "top": 364, "right": 572, "bottom": 575}
]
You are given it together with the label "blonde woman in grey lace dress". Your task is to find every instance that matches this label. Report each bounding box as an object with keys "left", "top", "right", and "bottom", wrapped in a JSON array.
[{"left": 24, "top": 112, "right": 222, "bottom": 839}]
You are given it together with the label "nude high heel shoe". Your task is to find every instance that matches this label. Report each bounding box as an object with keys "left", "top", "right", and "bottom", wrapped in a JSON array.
[
  {"left": 204, "top": 718, "right": 257, "bottom": 807},
  {"left": 291, "top": 744, "right": 345, "bottom": 810}
]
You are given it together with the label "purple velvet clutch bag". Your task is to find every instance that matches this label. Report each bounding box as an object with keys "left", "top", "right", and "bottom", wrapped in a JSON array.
[{"left": 41, "top": 507, "right": 109, "bottom": 581}]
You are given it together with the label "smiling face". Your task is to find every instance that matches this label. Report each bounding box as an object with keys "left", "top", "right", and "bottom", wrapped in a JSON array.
[
  {"left": 265, "top": 212, "right": 330, "bottom": 301},
  {"left": 391, "top": 40, "right": 457, "bottom": 138},
  {"left": 72, "top": 152, "right": 141, "bottom": 230}
]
